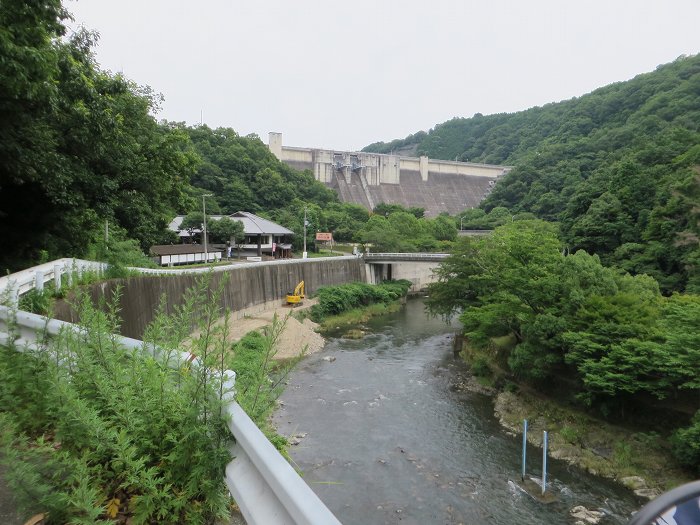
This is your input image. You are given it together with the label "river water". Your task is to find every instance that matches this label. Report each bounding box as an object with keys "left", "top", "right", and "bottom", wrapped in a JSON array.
[{"left": 273, "top": 299, "right": 642, "bottom": 525}]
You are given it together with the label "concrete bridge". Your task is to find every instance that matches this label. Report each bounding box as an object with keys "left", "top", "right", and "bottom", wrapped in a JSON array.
[
  {"left": 364, "top": 253, "right": 447, "bottom": 292},
  {"left": 268, "top": 132, "right": 511, "bottom": 217}
]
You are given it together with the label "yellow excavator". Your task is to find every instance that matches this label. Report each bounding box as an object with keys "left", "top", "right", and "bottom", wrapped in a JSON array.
[{"left": 286, "top": 281, "right": 305, "bottom": 306}]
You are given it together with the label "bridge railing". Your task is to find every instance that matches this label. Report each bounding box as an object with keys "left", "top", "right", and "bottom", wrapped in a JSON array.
[
  {"left": 363, "top": 252, "right": 449, "bottom": 262},
  {"left": 0, "top": 260, "right": 342, "bottom": 525}
]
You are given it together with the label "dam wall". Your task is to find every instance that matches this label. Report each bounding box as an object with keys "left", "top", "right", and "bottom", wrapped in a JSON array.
[
  {"left": 53, "top": 257, "right": 366, "bottom": 340},
  {"left": 268, "top": 132, "right": 511, "bottom": 217}
]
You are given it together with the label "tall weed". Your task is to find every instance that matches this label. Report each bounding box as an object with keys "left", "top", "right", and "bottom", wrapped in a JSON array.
[
  {"left": 0, "top": 273, "right": 234, "bottom": 524},
  {"left": 228, "top": 314, "right": 303, "bottom": 448}
]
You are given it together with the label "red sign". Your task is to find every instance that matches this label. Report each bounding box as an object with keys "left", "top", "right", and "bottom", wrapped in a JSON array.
[{"left": 316, "top": 232, "right": 333, "bottom": 241}]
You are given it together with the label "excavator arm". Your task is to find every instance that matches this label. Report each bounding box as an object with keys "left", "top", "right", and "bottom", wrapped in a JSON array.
[
  {"left": 293, "top": 281, "right": 305, "bottom": 298},
  {"left": 286, "top": 281, "right": 305, "bottom": 305}
]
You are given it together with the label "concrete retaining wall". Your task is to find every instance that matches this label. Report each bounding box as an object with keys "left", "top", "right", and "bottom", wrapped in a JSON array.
[{"left": 53, "top": 257, "right": 366, "bottom": 339}]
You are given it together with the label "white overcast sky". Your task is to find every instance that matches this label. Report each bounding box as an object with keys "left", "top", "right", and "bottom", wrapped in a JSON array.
[{"left": 66, "top": 0, "right": 699, "bottom": 151}]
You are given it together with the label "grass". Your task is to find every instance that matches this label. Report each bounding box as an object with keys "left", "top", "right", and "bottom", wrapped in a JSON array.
[
  {"left": 317, "top": 302, "right": 403, "bottom": 335},
  {"left": 1, "top": 275, "right": 235, "bottom": 523},
  {"left": 306, "top": 250, "right": 344, "bottom": 258}
]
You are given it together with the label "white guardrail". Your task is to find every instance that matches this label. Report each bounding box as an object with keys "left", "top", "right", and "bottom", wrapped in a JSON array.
[
  {"left": 0, "top": 259, "right": 341, "bottom": 525},
  {"left": 0, "top": 258, "right": 107, "bottom": 304}
]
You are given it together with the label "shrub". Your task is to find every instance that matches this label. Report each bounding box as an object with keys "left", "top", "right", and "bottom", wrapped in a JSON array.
[
  {"left": 671, "top": 411, "right": 700, "bottom": 474},
  {"left": 0, "top": 275, "right": 233, "bottom": 524},
  {"left": 471, "top": 356, "right": 492, "bottom": 378},
  {"left": 614, "top": 440, "right": 634, "bottom": 468},
  {"left": 560, "top": 425, "right": 583, "bottom": 445},
  {"left": 310, "top": 280, "right": 411, "bottom": 321},
  {"left": 18, "top": 288, "right": 54, "bottom": 315}
]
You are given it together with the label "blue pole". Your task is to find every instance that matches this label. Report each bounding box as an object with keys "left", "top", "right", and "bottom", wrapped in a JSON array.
[
  {"left": 521, "top": 419, "right": 528, "bottom": 481},
  {"left": 542, "top": 431, "right": 548, "bottom": 495}
]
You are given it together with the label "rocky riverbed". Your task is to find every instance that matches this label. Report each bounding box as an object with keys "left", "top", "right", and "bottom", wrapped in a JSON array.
[{"left": 492, "top": 390, "right": 689, "bottom": 499}]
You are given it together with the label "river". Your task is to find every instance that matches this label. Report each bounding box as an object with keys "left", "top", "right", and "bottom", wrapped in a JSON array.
[{"left": 273, "top": 298, "right": 642, "bottom": 525}]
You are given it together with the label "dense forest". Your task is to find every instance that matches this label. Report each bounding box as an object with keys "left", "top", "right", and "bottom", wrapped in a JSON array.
[
  {"left": 0, "top": 1, "right": 198, "bottom": 271},
  {"left": 427, "top": 221, "right": 700, "bottom": 473},
  {"left": 365, "top": 55, "right": 700, "bottom": 293}
]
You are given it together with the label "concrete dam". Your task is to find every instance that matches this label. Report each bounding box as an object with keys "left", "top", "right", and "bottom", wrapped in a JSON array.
[{"left": 268, "top": 132, "right": 511, "bottom": 217}]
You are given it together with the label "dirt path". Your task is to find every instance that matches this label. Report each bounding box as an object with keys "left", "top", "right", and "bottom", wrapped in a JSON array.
[{"left": 192, "top": 298, "right": 325, "bottom": 360}]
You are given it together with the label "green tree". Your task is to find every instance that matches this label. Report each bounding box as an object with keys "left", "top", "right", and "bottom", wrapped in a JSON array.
[
  {"left": 428, "top": 215, "right": 458, "bottom": 241},
  {"left": 208, "top": 216, "right": 244, "bottom": 244},
  {"left": 180, "top": 212, "right": 204, "bottom": 239},
  {"left": 364, "top": 54, "right": 700, "bottom": 291},
  {"left": 0, "top": 9, "right": 197, "bottom": 271}
]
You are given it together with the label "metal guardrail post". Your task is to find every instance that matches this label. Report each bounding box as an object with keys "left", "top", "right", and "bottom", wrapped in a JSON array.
[
  {"left": 65, "top": 262, "right": 73, "bottom": 287},
  {"left": 54, "top": 264, "right": 62, "bottom": 291},
  {"left": 521, "top": 419, "right": 528, "bottom": 481},
  {"left": 10, "top": 285, "right": 19, "bottom": 308},
  {"left": 542, "top": 431, "right": 548, "bottom": 495},
  {"left": 35, "top": 271, "right": 44, "bottom": 292}
]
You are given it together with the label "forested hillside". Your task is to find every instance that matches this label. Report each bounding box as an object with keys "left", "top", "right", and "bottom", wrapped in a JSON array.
[
  {"left": 0, "top": 1, "right": 198, "bottom": 271},
  {"left": 427, "top": 220, "right": 700, "bottom": 473},
  {"left": 175, "top": 126, "right": 460, "bottom": 252},
  {"left": 186, "top": 126, "right": 338, "bottom": 214},
  {"left": 365, "top": 55, "right": 700, "bottom": 292},
  {"left": 0, "top": 0, "right": 458, "bottom": 271},
  {"left": 0, "top": 2, "right": 362, "bottom": 271}
]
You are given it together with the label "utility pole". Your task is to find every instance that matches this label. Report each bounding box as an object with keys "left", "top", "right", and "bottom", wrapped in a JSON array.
[
  {"left": 202, "top": 193, "right": 213, "bottom": 263},
  {"left": 303, "top": 206, "right": 308, "bottom": 259}
]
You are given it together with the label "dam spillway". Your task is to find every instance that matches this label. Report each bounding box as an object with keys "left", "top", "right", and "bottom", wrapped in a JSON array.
[{"left": 268, "top": 132, "right": 511, "bottom": 217}]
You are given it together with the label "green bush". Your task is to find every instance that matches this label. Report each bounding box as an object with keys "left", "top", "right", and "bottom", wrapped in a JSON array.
[
  {"left": 310, "top": 280, "right": 411, "bottom": 321},
  {"left": 671, "top": 411, "right": 700, "bottom": 474},
  {"left": 0, "top": 275, "right": 233, "bottom": 524},
  {"left": 471, "top": 356, "right": 492, "bottom": 378},
  {"left": 18, "top": 288, "right": 54, "bottom": 315},
  {"left": 560, "top": 425, "right": 583, "bottom": 445}
]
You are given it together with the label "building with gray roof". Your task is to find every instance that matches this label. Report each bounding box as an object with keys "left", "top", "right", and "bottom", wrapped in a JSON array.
[{"left": 168, "top": 211, "right": 294, "bottom": 259}]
